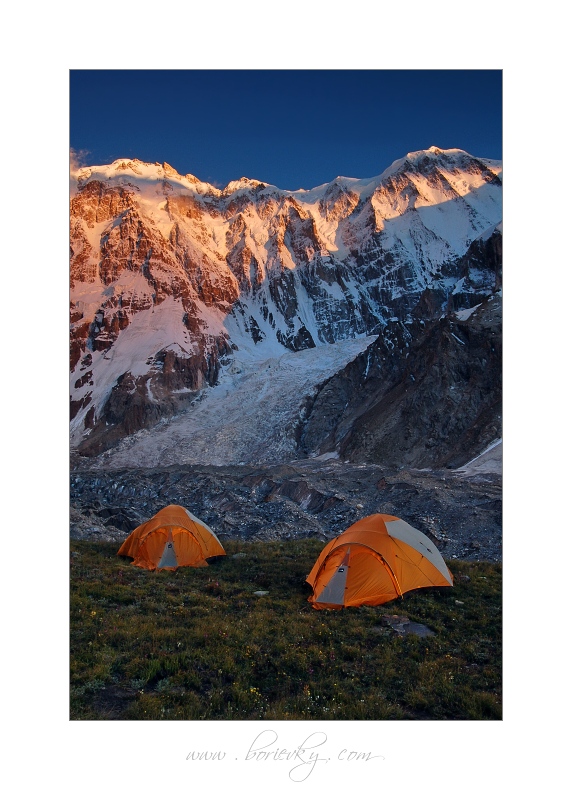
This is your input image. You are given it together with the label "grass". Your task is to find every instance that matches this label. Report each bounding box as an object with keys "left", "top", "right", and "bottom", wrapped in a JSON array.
[{"left": 70, "top": 538, "right": 501, "bottom": 720}]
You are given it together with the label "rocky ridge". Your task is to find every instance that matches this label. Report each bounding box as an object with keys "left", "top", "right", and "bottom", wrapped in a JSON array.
[{"left": 303, "top": 291, "right": 502, "bottom": 469}]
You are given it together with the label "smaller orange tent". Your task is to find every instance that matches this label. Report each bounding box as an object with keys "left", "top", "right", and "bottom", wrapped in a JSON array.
[
  {"left": 306, "top": 513, "right": 453, "bottom": 609},
  {"left": 117, "top": 505, "right": 225, "bottom": 571}
]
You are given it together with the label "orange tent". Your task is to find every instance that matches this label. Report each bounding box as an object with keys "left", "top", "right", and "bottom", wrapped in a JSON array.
[
  {"left": 117, "top": 505, "right": 225, "bottom": 571},
  {"left": 306, "top": 513, "right": 453, "bottom": 609}
]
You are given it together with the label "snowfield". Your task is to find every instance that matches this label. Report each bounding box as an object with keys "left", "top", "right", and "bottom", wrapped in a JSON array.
[
  {"left": 454, "top": 438, "right": 502, "bottom": 476},
  {"left": 89, "top": 335, "right": 378, "bottom": 469}
]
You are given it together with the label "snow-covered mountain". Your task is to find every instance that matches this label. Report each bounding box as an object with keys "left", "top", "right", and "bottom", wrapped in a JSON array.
[{"left": 70, "top": 147, "right": 502, "bottom": 463}]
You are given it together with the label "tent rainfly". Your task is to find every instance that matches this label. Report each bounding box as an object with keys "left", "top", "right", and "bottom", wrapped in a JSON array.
[
  {"left": 306, "top": 513, "right": 453, "bottom": 609},
  {"left": 118, "top": 505, "right": 226, "bottom": 571}
]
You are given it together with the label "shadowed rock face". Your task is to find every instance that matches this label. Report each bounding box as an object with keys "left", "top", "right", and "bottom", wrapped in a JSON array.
[
  {"left": 70, "top": 151, "right": 502, "bottom": 461},
  {"left": 75, "top": 336, "right": 233, "bottom": 458},
  {"left": 300, "top": 290, "right": 501, "bottom": 469}
]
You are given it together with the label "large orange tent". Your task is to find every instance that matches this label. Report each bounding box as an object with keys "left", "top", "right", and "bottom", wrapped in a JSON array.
[
  {"left": 306, "top": 513, "right": 453, "bottom": 609},
  {"left": 117, "top": 505, "right": 225, "bottom": 571}
]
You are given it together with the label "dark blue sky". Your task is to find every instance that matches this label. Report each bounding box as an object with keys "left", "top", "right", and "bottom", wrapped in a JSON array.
[{"left": 70, "top": 70, "right": 502, "bottom": 191}]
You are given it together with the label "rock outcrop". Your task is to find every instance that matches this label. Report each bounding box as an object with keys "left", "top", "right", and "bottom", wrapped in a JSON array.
[{"left": 301, "top": 291, "right": 502, "bottom": 468}]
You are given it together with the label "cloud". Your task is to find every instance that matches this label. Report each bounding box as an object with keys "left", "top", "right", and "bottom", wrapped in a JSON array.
[
  {"left": 69, "top": 147, "right": 90, "bottom": 173},
  {"left": 69, "top": 148, "right": 92, "bottom": 196}
]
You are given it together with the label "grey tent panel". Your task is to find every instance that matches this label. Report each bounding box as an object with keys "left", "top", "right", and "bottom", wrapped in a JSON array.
[
  {"left": 158, "top": 540, "right": 178, "bottom": 569},
  {"left": 386, "top": 518, "right": 452, "bottom": 583},
  {"left": 316, "top": 549, "right": 350, "bottom": 605}
]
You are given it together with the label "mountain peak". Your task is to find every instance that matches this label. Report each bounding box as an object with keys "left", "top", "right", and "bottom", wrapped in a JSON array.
[
  {"left": 405, "top": 146, "right": 465, "bottom": 162},
  {"left": 223, "top": 177, "right": 269, "bottom": 195},
  {"left": 184, "top": 172, "right": 201, "bottom": 185},
  {"left": 162, "top": 162, "right": 180, "bottom": 177}
]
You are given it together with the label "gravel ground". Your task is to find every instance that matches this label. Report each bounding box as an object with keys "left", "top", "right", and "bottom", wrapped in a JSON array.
[{"left": 70, "top": 445, "right": 502, "bottom": 562}]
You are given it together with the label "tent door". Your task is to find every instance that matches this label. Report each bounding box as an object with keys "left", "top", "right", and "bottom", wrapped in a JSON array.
[
  {"left": 158, "top": 529, "right": 178, "bottom": 569},
  {"left": 316, "top": 548, "right": 351, "bottom": 605}
]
